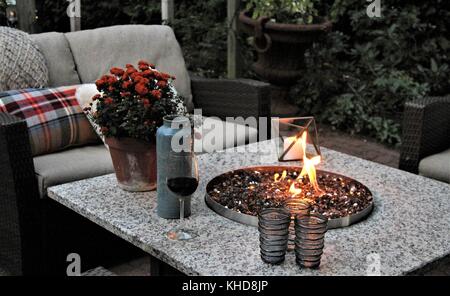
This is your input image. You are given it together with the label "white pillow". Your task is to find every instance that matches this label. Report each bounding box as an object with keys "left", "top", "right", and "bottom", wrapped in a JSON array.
[{"left": 75, "top": 84, "right": 107, "bottom": 147}]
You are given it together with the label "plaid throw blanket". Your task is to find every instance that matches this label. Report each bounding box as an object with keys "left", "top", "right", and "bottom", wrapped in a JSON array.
[{"left": 0, "top": 86, "right": 99, "bottom": 156}]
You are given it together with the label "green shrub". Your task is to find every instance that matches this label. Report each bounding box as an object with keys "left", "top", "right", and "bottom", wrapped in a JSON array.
[
  {"left": 36, "top": 0, "right": 161, "bottom": 32},
  {"left": 245, "top": 0, "right": 319, "bottom": 24},
  {"left": 0, "top": 0, "right": 7, "bottom": 26},
  {"left": 291, "top": 0, "right": 449, "bottom": 146},
  {"left": 172, "top": 0, "right": 228, "bottom": 78}
]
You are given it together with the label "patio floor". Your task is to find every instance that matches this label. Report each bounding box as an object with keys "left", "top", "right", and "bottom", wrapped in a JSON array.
[{"left": 318, "top": 125, "right": 400, "bottom": 168}]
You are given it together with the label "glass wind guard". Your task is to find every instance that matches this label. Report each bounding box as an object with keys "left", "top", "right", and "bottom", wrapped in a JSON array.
[{"left": 271, "top": 117, "right": 321, "bottom": 162}]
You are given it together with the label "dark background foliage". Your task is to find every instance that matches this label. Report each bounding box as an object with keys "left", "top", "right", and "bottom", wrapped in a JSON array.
[
  {"left": 296, "top": 0, "right": 450, "bottom": 145},
  {"left": 0, "top": 0, "right": 7, "bottom": 25},
  {"left": 26, "top": 0, "right": 450, "bottom": 146},
  {"left": 36, "top": 0, "right": 161, "bottom": 32}
]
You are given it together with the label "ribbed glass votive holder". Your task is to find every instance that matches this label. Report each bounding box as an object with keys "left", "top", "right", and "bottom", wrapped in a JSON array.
[
  {"left": 258, "top": 208, "right": 290, "bottom": 264},
  {"left": 283, "top": 198, "right": 310, "bottom": 251},
  {"left": 294, "top": 213, "right": 328, "bottom": 268}
]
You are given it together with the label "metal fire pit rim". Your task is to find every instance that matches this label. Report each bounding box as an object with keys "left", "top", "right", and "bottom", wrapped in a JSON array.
[{"left": 205, "top": 165, "right": 374, "bottom": 229}]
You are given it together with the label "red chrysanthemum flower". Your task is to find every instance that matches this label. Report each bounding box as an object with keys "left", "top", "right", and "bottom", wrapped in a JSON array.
[
  {"left": 134, "top": 76, "right": 149, "bottom": 85},
  {"left": 155, "top": 72, "right": 171, "bottom": 81},
  {"left": 139, "top": 64, "right": 149, "bottom": 71},
  {"left": 135, "top": 83, "right": 149, "bottom": 96},
  {"left": 157, "top": 80, "right": 167, "bottom": 88},
  {"left": 89, "top": 61, "right": 179, "bottom": 141},
  {"left": 95, "top": 79, "right": 105, "bottom": 88},
  {"left": 122, "top": 80, "right": 133, "bottom": 89},
  {"left": 151, "top": 90, "right": 162, "bottom": 99},
  {"left": 110, "top": 67, "right": 125, "bottom": 76},
  {"left": 104, "top": 97, "right": 114, "bottom": 105},
  {"left": 130, "top": 72, "right": 143, "bottom": 81},
  {"left": 106, "top": 75, "right": 117, "bottom": 85},
  {"left": 142, "top": 69, "right": 154, "bottom": 78},
  {"left": 126, "top": 67, "right": 137, "bottom": 75},
  {"left": 95, "top": 75, "right": 110, "bottom": 88},
  {"left": 138, "top": 60, "right": 150, "bottom": 66}
]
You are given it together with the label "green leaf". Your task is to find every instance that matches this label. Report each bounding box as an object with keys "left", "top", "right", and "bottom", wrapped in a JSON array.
[{"left": 430, "top": 58, "right": 438, "bottom": 72}]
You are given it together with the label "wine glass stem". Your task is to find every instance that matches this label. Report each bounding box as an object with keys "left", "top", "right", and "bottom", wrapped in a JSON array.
[{"left": 179, "top": 198, "right": 184, "bottom": 223}]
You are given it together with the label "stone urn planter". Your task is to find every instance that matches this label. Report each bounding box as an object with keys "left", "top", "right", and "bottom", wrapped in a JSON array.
[
  {"left": 106, "top": 137, "right": 157, "bottom": 192},
  {"left": 239, "top": 12, "right": 332, "bottom": 116}
]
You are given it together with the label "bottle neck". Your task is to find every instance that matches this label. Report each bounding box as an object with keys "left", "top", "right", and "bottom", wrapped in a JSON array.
[{"left": 163, "top": 115, "right": 190, "bottom": 128}]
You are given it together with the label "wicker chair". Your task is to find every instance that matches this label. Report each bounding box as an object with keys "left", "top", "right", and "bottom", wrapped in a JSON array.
[
  {"left": 0, "top": 26, "right": 270, "bottom": 275},
  {"left": 399, "top": 95, "right": 450, "bottom": 181}
]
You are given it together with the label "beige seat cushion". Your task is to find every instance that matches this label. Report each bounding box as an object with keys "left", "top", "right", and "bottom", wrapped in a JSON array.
[
  {"left": 34, "top": 145, "right": 114, "bottom": 198},
  {"left": 419, "top": 148, "right": 450, "bottom": 183}
]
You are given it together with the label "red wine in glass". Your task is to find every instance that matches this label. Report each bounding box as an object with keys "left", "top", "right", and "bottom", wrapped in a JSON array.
[
  {"left": 166, "top": 148, "right": 199, "bottom": 241},
  {"left": 167, "top": 177, "right": 199, "bottom": 196}
]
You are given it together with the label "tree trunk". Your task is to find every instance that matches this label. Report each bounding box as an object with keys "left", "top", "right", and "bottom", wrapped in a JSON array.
[{"left": 16, "top": 0, "right": 36, "bottom": 33}]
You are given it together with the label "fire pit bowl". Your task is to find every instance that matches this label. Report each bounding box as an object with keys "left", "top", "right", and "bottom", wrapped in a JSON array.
[{"left": 205, "top": 166, "right": 374, "bottom": 229}]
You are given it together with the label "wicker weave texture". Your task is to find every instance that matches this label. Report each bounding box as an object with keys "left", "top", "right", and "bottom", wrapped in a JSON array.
[
  {"left": 81, "top": 266, "right": 116, "bottom": 276},
  {"left": 192, "top": 77, "right": 271, "bottom": 120},
  {"left": 0, "top": 113, "right": 29, "bottom": 275},
  {"left": 400, "top": 96, "right": 450, "bottom": 173}
]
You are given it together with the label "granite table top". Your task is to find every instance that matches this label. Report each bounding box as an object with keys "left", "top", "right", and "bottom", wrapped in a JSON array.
[{"left": 48, "top": 140, "right": 450, "bottom": 276}]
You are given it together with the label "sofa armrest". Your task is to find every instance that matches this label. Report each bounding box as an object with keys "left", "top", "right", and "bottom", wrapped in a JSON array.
[
  {"left": 0, "top": 113, "right": 41, "bottom": 275},
  {"left": 399, "top": 96, "right": 450, "bottom": 174},
  {"left": 191, "top": 76, "right": 271, "bottom": 120}
]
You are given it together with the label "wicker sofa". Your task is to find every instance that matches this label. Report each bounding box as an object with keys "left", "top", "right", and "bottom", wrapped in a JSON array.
[
  {"left": 399, "top": 96, "right": 450, "bottom": 183},
  {"left": 0, "top": 25, "right": 270, "bottom": 275}
]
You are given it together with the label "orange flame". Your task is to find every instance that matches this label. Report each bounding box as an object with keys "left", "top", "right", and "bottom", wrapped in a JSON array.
[
  {"left": 275, "top": 131, "right": 322, "bottom": 198},
  {"left": 289, "top": 182, "right": 302, "bottom": 197},
  {"left": 298, "top": 131, "right": 323, "bottom": 193},
  {"left": 274, "top": 170, "right": 287, "bottom": 182}
]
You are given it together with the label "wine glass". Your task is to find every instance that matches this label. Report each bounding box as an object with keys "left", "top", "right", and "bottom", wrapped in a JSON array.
[{"left": 166, "top": 149, "right": 199, "bottom": 240}]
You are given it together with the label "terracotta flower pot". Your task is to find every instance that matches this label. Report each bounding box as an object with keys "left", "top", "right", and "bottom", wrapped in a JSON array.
[
  {"left": 105, "top": 137, "right": 157, "bottom": 192},
  {"left": 239, "top": 12, "right": 332, "bottom": 116}
]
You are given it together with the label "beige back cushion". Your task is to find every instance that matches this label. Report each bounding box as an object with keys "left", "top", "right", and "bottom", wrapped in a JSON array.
[
  {"left": 64, "top": 25, "right": 193, "bottom": 111},
  {"left": 30, "top": 32, "right": 81, "bottom": 87}
]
